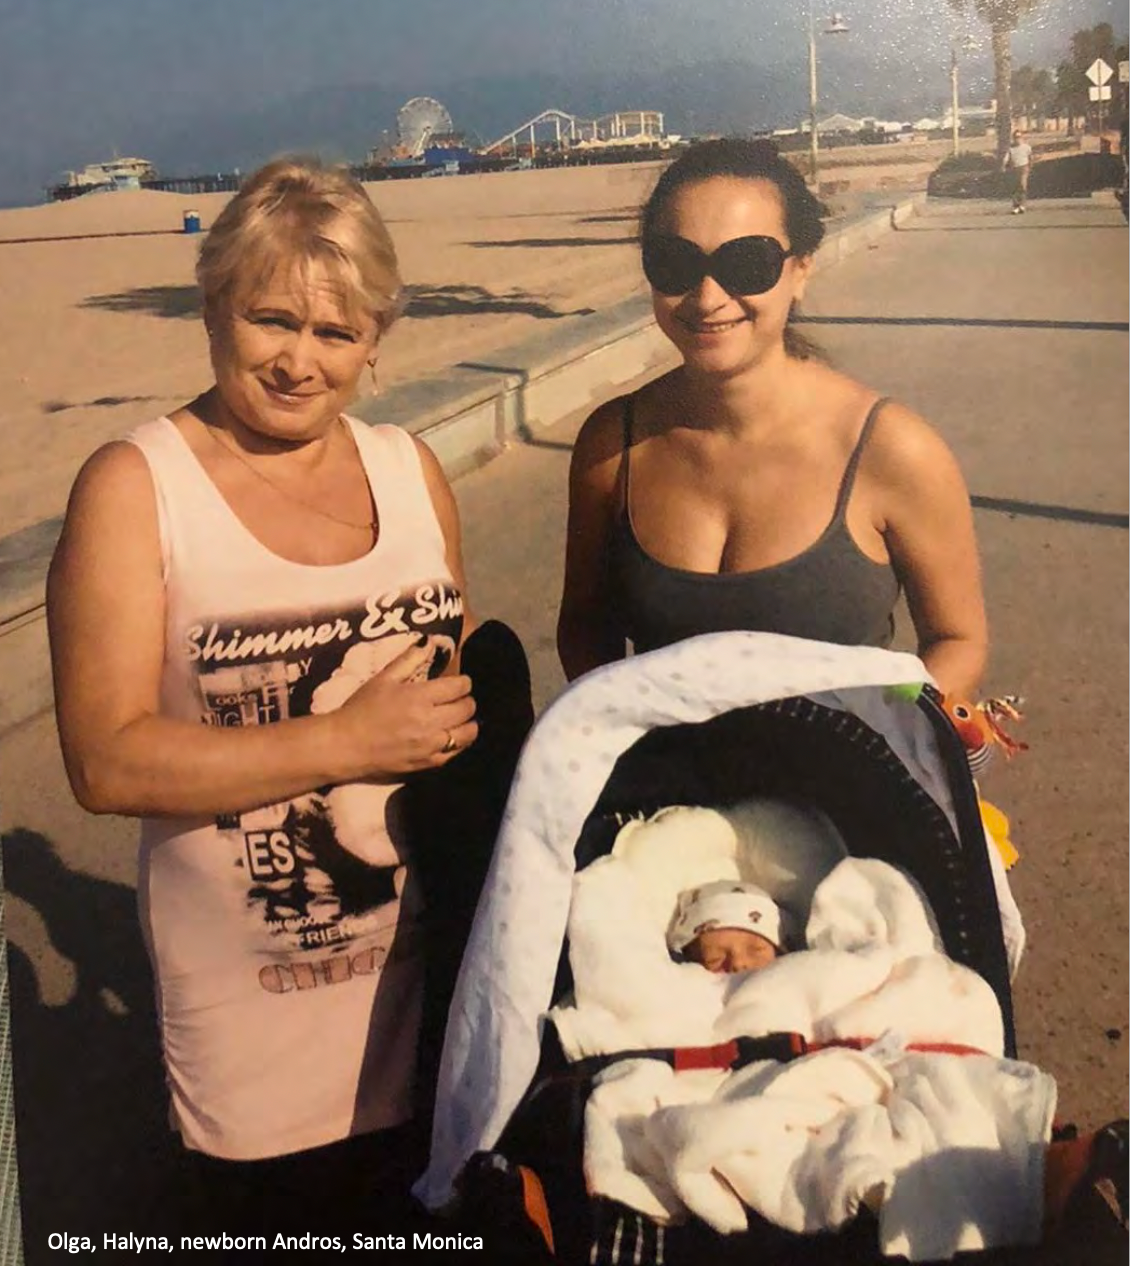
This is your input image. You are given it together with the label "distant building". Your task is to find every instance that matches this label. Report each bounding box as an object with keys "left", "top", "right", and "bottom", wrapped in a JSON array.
[
  {"left": 48, "top": 156, "right": 157, "bottom": 201},
  {"left": 940, "top": 104, "right": 996, "bottom": 130},
  {"left": 792, "top": 114, "right": 908, "bottom": 138},
  {"left": 816, "top": 113, "right": 867, "bottom": 135}
]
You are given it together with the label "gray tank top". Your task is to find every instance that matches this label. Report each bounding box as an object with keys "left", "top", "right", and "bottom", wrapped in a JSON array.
[{"left": 609, "top": 397, "right": 901, "bottom": 652}]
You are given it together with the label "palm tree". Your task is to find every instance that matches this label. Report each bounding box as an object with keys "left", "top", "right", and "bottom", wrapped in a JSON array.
[{"left": 948, "top": 0, "right": 1046, "bottom": 157}]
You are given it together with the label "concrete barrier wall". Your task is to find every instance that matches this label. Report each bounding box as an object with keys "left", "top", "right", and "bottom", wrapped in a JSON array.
[
  {"left": 352, "top": 296, "right": 679, "bottom": 476},
  {"left": 0, "top": 195, "right": 921, "bottom": 739}
]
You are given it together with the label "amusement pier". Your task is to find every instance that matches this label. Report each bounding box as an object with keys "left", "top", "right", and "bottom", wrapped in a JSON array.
[{"left": 45, "top": 97, "right": 671, "bottom": 201}]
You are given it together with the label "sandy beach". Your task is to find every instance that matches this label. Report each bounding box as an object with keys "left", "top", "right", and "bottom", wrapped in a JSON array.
[
  {"left": 0, "top": 137, "right": 993, "bottom": 539},
  {"left": 0, "top": 162, "right": 668, "bottom": 538}
]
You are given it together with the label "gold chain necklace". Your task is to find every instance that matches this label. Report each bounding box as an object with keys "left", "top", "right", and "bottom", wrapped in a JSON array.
[{"left": 204, "top": 416, "right": 377, "bottom": 534}]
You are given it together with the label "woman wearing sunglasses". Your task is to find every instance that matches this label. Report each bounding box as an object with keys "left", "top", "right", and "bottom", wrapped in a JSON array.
[{"left": 557, "top": 137, "right": 987, "bottom": 702}]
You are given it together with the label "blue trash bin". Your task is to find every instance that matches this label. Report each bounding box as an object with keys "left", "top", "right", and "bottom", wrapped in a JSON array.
[{"left": 182, "top": 209, "right": 201, "bottom": 234}]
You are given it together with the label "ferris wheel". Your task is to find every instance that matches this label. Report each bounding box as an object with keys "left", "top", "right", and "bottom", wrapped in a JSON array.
[{"left": 397, "top": 97, "right": 454, "bottom": 157}]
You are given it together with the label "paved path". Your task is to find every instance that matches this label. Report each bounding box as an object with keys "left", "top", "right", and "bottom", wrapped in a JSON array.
[{"left": 1, "top": 195, "right": 1126, "bottom": 1262}]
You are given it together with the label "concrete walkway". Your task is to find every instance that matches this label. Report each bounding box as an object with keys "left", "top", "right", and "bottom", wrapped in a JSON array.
[{"left": 0, "top": 194, "right": 1126, "bottom": 1262}]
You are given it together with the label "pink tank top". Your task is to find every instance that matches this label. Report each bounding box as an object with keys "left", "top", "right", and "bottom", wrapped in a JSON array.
[{"left": 128, "top": 415, "right": 463, "bottom": 1160}]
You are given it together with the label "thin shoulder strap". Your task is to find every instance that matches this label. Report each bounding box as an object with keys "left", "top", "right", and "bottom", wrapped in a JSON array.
[
  {"left": 617, "top": 395, "right": 635, "bottom": 514},
  {"left": 832, "top": 396, "right": 890, "bottom": 520}
]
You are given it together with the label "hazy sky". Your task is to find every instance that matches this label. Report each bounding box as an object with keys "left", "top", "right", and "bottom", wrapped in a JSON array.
[{"left": 0, "top": 0, "right": 1121, "bottom": 204}]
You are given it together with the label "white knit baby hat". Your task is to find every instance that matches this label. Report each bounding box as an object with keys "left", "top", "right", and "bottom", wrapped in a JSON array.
[{"left": 668, "top": 879, "right": 783, "bottom": 953}]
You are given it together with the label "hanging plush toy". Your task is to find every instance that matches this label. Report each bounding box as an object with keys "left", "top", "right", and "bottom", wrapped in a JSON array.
[
  {"left": 941, "top": 695, "right": 1027, "bottom": 871},
  {"left": 942, "top": 695, "right": 1028, "bottom": 773}
]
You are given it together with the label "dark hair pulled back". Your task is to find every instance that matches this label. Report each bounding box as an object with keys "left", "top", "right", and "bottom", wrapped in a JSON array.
[{"left": 641, "top": 137, "right": 827, "bottom": 360}]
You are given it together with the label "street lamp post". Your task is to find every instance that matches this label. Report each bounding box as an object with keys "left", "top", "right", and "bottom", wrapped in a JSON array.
[
  {"left": 808, "top": 7, "right": 849, "bottom": 184},
  {"left": 808, "top": 1, "right": 819, "bottom": 183},
  {"left": 950, "top": 47, "right": 961, "bottom": 157},
  {"left": 948, "top": 35, "right": 978, "bottom": 158}
]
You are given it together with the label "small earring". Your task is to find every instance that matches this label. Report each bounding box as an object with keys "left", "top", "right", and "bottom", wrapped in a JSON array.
[{"left": 368, "top": 359, "right": 379, "bottom": 393}]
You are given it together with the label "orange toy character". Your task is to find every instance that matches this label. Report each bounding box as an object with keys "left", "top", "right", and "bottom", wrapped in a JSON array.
[
  {"left": 943, "top": 695, "right": 1028, "bottom": 773},
  {"left": 943, "top": 695, "right": 1027, "bottom": 871}
]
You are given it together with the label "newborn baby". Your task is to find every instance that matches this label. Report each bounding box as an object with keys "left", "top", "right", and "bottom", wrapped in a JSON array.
[{"left": 668, "top": 879, "right": 785, "bottom": 974}]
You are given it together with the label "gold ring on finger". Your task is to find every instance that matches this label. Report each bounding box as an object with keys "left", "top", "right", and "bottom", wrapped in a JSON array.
[{"left": 441, "top": 730, "right": 458, "bottom": 755}]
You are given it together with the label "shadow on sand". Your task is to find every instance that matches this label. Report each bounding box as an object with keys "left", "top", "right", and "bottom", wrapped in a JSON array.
[
  {"left": 465, "top": 235, "right": 637, "bottom": 249},
  {"left": 79, "top": 284, "right": 202, "bottom": 321},
  {"left": 2, "top": 829, "right": 193, "bottom": 1262},
  {"left": 76, "top": 281, "right": 596, "bottom": 323},
  {"left": 42, "top": 395, "right": 163, "bottom": 415},
  {"left": 403, "top": 283, "right": 595, "bottom": 319}
]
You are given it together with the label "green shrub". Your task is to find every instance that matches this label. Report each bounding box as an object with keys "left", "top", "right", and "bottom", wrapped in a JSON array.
[
  {"left": 928, "top": 149, "right": 1124, "bottom": 200},
  {"left": 933, "top": 153, "right": 997, "bottom": 176}
]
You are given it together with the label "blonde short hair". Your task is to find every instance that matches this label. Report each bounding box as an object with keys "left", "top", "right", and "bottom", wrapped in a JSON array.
[{"left": 197, "top": 156, "right": 403, "bottom": 332}]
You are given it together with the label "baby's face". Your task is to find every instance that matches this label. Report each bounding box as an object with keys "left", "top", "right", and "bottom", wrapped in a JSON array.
[{"left": 686, "top": 928, "right": 779, "bottom": 974}]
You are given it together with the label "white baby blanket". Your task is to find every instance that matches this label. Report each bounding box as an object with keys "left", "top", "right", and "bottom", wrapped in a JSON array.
[{"left": 551, "top": 807, "right": 1051, "bottom": 1261}]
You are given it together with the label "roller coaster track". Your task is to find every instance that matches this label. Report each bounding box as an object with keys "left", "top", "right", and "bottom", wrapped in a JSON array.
[{"left": 483, "top": 106, "right": 665, "bottom": 154}]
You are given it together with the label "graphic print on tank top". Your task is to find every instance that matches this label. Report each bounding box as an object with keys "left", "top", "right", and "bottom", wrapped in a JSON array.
[{"left": 184, "top": 578, "right": 463, "bottom": 980}]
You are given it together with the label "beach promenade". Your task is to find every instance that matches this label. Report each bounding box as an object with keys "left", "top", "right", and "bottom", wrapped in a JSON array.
[{"left": 0, "top": 184, "right": 1126, "bottom": 1261}]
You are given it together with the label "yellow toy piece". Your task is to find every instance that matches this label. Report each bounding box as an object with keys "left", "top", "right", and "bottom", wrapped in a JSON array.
[{"left": 979, "top": 798, "right": 1019, "bottom": 871}]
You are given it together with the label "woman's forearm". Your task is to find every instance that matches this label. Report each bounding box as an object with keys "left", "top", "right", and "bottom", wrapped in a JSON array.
[
  {"left": 556, "top": 612, "right": 625, "bottom": 683},
  {"left": 60, "top": 637, "right": 475, "bottom": 819},
  {"left": 919, "top": 635, "right": 988, "bottom": 703},
  {"left": 63, "top": 710, "right": 349, "bottom": 819}
]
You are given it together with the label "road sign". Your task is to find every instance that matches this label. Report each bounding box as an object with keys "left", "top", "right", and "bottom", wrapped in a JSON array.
[
  {"left": 1086, "top": 58, "right": 1113, "bottom": 86},
  {"left": 1088, "top": 85, "right": 1112, "bottom": 102}
]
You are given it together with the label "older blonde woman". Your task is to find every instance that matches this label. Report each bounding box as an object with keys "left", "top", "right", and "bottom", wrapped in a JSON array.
[{"left": 47, "top": 157, "right": 492, "bottom": 1233}]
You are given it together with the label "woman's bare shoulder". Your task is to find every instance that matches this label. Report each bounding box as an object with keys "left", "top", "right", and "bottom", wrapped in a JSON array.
[
  {"left": 863, "top": 399, "right": 970, "bottom": 506},
  {"left": 868, "top": 399, "right": 962, "bottom": 468},
  {"left": 572, "top": 392, "right": 631, "bottom": 471},
  {"left": 576, "top": 370, "right": 684, "bottom": 457},
  {"left": 51, "top": 439, "right": 161, "bottom": 577},
  {"left": 66, "top": 439, "right": 154, "bottom": 509}
]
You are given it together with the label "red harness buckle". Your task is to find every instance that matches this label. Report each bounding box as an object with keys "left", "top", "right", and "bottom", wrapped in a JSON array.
[{"left": 673, "top": 1040, "right": 740, "bottom": 1072}]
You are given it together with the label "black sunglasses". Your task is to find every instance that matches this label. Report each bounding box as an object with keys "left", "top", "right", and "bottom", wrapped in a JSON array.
[{"left": 642, "top": 234, "right": 794, "bottom": 297}]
